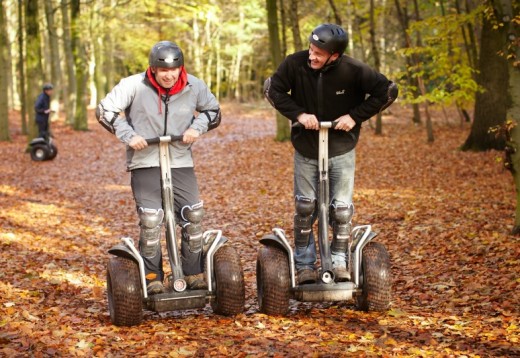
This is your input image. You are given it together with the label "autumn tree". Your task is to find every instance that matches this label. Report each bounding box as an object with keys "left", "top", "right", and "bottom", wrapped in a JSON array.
[
  {"left": 461, "top": 5, "right": 509, "bottom": 151},
  {"left": 43, "top": 0, "right": 61, "bottom": 119},
  {"left": 0, "top": 0, "right": 9, "bottom": 141},
  {"left": 61, "top": 0, "right": 76, "bottom": 125},
  {"left": 494, "top": 0, "right": 520, "bottom": 233},
  {"left": 17, "top": 0, "right": 27, "bottom": 135},
  {"left": 25, "top": 0, "right": 43, "bottom": 142},
  {"left": 369, "top": 0, "right": 383, "bottom": 135},
  {"left": 288, "top": 0, "right": 303, "bottom": 51},
  {"left": 394, "top": 0, "right": 422, "bottom": 125},
  {"left": 266, "top": 0, "right": 290, "bottom": 141},
  {"left": 71, "top": 0, "right": 88, "bottom": 131}
]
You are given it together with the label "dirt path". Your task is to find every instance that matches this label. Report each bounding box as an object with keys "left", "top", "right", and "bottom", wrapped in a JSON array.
[{"left": 0, "top": 103, "right": 518, "bottom": 356}]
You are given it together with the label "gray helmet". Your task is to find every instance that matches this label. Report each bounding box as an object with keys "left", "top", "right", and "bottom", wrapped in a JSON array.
[
  {"left": 42, "top": 83, "right": 53, "bottom": 90},
  {"left": 149, "top": 41, "right": 184, "bottom": 68},
  {"left": 309, "top": 24, "right": 348, "bottom": 55}
]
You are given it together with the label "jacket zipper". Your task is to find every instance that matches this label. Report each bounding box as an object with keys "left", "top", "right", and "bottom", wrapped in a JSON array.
[
  {"left": 317, "top": 72, "right": 323, "bottom": 121},
  {"left": 163, "top": 95, "right": 169, "bottom": 135}
]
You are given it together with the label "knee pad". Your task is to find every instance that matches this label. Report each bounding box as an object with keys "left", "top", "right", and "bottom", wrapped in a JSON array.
[
  {"left": 294, "top": 195, "right": 316, "bottom": 249},
  {"left": 138, "top": 207, "right": 164, "bottom": 258},
  {"left": 181, "top": 202, "right": 204, "bottom": 253},
  {"left": 330, "top": 202, "right": 354, "bottom": 253}
]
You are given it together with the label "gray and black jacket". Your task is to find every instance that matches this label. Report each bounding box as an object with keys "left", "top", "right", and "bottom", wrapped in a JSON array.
[{"left": 98, "top": 71, "right": 220, "bottom": 170}]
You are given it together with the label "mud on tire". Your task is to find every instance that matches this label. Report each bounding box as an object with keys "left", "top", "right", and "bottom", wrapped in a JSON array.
[
  {"left": 107, "top": 256, "right": 143, "bottom": 326},
  {"left": 211, "top": 244, "right": 245, "bottom": 315},
  {"left": 256, "top": 244, "right": 290, "bottom": 315},
  {"left": 356, "top": 242, "right": 391, "bottom": 312}
]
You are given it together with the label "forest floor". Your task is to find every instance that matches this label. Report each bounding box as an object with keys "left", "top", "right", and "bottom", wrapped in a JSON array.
[{"left": 0, "top": 101, "right": 518, "bottom": 357}]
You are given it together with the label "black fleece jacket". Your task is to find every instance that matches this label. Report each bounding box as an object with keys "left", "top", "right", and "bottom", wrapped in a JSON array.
[{"left": 266, "top": 50, "right": 393, "bottom": 159}]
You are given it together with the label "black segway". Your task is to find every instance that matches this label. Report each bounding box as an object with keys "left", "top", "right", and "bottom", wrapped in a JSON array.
[
  {"left": 29, "top": 134, "right": 58, "bottom": 161},
  {"left": 106, "top": 135, "right": 245, "bottom": 326},
  {"left": 256, "top": 121, "right": 391, "bottom": 315}
]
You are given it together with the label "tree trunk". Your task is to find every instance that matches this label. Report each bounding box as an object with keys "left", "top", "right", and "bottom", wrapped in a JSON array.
[
  {"left": 455, "top": 0, "right": 477, "bottom": 69},
  {"left": 288, "top": 0, "right": 302, "bottom": 50},
  {"left": 44, "top": 0, "right": 61, "bottom": 121},
  {"left": 510, "top": 65, "right": 520, "bottom": 233},
  {"left": 461, "top": 11, "right": 508, "bottom": 151},
  {"left": 0, "top": 0, "right": 10, "bottom": 141},
  {"left": 369, "top": 0, "right": 383, "bottom": 135},
  {"left": 328, "top": 0, "right": 342, "bottom": 25},
  {"left": 353, "top": 3, "right": 367, "bottom": 62},
  {"left": 71, "top": 0, "right": 88, "bottom": 131},
  {"left": 279, "top": 0, "right": 286, "bottom": 59},
  {"left": 465, "top": 0, "right": 479, "bottom": 66},
  {"left": 17, "top": 0, "right": 27, "bottom": 134},
  {"left": 103, "top": 3, "right": 115, "bottom": 94},
  {"left": 61, "top": 0, "right": 76, "bottom": 125},
  {"left": 25, "top": 0, "right": 42, "bottom": 142},
  {"left": 395, "top": 0, "right": 422, "bottom": 125},
  {"left": 491, "top": 0, "right": 520, "bottom": 233},
  {"left": 266, "top": 0, "right": 290, "bottom": 142},
  {"left": 410, "top": 0, "right": 424, "bottom": 125}
]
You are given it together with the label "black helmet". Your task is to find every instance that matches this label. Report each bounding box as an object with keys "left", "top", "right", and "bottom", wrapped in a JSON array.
[
  {"left": 42, "top": 83, "right": 53, "bottom": 90},
  {"left": 309, "top": 24, "right": 348, "bottom": 55},
  {"left": 149, "top": 41, "right": 184, "bottom": 68}
]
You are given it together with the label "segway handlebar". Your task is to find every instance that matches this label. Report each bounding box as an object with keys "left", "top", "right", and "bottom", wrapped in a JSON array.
[
  {"left": 292, "top": 120, "right": 339, "bottom": 129},
  {"left": 145, "top": 135, "right": 184, "bottom": 145}
]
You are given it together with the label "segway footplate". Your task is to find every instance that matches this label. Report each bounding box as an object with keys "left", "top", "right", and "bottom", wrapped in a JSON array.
[
  {"left": 292, "top": 282, "right": 358, "bottom": 302},
  {"left": 146, "top": 290, "right": 208, "bottom": 312}
]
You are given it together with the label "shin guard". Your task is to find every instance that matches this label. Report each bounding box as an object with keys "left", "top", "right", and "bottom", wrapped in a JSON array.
[
  {"left": 294, "top": 195, "right": 316, "bottom": 249},
  {"left": 330, "top": 203, "right": 354, "bottom": 253},
  {"left": 138, "top": 207, "right": 164, "bottom": 258}
]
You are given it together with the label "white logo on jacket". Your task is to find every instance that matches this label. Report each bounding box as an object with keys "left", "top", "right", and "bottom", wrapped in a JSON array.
[{"left": 336, "top": 89, "right": 345, "bottom": 95}]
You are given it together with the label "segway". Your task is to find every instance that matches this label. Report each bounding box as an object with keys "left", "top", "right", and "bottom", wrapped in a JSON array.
[
  {"left": 256, "top": 121, "right": 391, "bottom": 315},
  {"left": 106, "top": 135, "right": 245, "bottom": 326},
  {"left": 29, "top": 134, "right": 58, "bottom": 161}
]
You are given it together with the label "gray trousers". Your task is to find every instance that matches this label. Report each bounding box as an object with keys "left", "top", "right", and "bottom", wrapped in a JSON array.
[{"left": 131, "top": 167, "right": 203, "bottom": 279}]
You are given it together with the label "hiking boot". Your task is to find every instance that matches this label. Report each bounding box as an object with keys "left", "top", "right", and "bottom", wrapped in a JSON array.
[
  {"left": 146, "top": 280, "right": 165, "bottom": 295},
  {"left": 333, "top": 265, "right": 350, "bottom": 282},
  {"left": 297, "top": 268, "right": 317, "bottom": 285},
  {"left": 185, "top": 273, "right": 207, "bottom": 290}
]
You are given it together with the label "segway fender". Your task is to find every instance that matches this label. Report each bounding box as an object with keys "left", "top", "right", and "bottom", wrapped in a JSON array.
[
  {"left": 259, "top": 234, "right": 290, "bottom": 255},
  {"left": 260, "top": 231, "right": 296, "bottom": 288},
  {"left": 108, "top": 243, "right": 140, "bottom": 263},
  {"left": 30, "top": 137, "right": 47, "bottom": 146}
]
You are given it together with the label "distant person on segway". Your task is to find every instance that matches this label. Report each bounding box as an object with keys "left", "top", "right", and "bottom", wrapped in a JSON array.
[
  {"left": 34, "top": 83, "right": 54, "bottom": 138},
  {"left": 264, "top": 24, "right": 397, "bottom": 285},
  {"left": 97, "top": 41, "right": 221, "bottom": 295}
]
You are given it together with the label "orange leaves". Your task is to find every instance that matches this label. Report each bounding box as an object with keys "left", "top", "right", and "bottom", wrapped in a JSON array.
[{"left": 0, "top": 104, "right": 519, "bottom": 356}]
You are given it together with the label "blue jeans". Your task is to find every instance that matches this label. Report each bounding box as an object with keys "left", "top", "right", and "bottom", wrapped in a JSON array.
[{"left": 293, "top": 150, "right": 355, "bottom": 270}]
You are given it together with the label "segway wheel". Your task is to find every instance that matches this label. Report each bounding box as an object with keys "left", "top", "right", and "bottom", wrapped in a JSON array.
[
  {"left": 211, "top": 244, "right": 245, "bottom": 315},
  {"left": 30, "top": 144, "right": 49, "bottom": 161},
  {"left": 356, "top": 242, "right": 391, "bottom": 312},
  {"left": 256, "top": 245, "right": 290, "bottom": 315},
  {"left": 107, "top": 256, "right": 143, "bottom": 326},
  {"left": 48, "top": 143, "right": 58, "bottom": 160}
]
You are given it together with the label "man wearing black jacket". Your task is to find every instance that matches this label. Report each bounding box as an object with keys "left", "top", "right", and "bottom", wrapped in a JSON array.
[
  {"left": 34, "top": 83, "right": 54, "bottom": 138},
  {"left": 264, "top": 23, "right": 397, "bottom": 285}
]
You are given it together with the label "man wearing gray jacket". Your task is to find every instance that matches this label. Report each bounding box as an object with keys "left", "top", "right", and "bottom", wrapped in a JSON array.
[{"left": 97, "top": 41, "right": 221, "bottom": 294}]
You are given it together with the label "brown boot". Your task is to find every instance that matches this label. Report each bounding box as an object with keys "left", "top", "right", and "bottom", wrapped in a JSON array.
[
  {"left": 333, "top": 265, "right": 350, "bottom": 282},
  {"left": 297, "top": 268, "right": 317, "bottom": 285},
  {"left": 146, "top": 280, "right": 165, "bottom": 295},
  {"left": 185, "top": 273, "right": 207, "bottom": 290}
]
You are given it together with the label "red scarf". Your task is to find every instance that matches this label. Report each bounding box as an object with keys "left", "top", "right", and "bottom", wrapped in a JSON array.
[{"left": 146, "top": 66, "right": 188, "bottom": 113}]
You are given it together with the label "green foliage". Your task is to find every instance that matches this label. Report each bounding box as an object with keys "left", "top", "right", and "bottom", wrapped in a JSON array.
[
  {"left": 396, "top": 3, "right": 485, "bottom": 107},
  {"left": 89, "top": 0, "right": 269, "bottom": 98}
]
